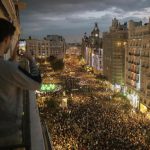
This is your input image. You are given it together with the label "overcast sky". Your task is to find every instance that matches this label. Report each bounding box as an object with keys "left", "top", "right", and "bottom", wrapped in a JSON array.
[{"left": 20, "top": 0, "right": 150, "bottom": 42}]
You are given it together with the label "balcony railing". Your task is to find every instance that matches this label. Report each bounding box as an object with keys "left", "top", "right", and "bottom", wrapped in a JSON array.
[
  {"left": 0, "top": 90, "right": 31, "bottom": 150},
  {"left": 126, "top": 81, "right": 136, "bottom": 88},
  {"left": 142, "top": 64, "right": 149, "bottom": 69},
  {"left": 128, "top": 61, "right": 140, "bottom": 65},
  {"left": 42, "top": 121, "right": 54, "bottom": 150},
  {"left": 128, "top": 76, "right": 139, "bottom": 82},
  {"left": 0, "top": 90, "right": 53, "bottom": 150},
  {"left": 128, "top": 52, "right": 140, "bottom": 56},
  {"left": 141, "top": 54, "right": 149, "bottom": 57},
  {"left": 128, "top": 68, "right": 139, "bottom": 74}
]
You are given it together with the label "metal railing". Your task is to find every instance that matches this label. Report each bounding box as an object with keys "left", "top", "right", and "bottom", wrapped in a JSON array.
[
  {"left": 0, "top": 90, "right": 54, "bottom": 150},
  {"left": 42, "top": 121, "right": 54, "bottom": 150},
  {"left": 0, "top": 90, "right": 31, "bottom": 150},
  {"left": 22, "top": 90, "right": 31, "bottom": 150}
]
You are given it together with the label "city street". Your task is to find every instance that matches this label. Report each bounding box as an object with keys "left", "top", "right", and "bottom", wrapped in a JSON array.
[
  {"left": 1, "top": 1, "right": 150, "bottom": 150},
  {"left": 37, "top": 53, "right": 150, "bottom": 150}
]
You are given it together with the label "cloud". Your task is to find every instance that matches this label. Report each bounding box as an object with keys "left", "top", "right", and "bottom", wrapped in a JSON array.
[
  {"left": 23, "top": 0, "right": 150, "bottom": 14},
  {"left": 20, "top": 0, "right": 150, "bottom": 42}
]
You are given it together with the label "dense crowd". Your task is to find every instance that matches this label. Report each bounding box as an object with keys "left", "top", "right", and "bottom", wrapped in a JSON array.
[
  {"left": 42, "top": 81, "right": 150, "bottom": 150},
  {"left": 40, "top": 55, "right": 150, "bottom": 150}
]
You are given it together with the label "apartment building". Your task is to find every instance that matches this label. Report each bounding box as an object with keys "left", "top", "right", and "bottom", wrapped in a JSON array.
[
  {"left": 103, "top": 18, "right": 128, "bottom": 86},
  {"left": 45, "top": 35, "right": 66, "bottom": 58},
  {"left": 125, "top": 19, "right": 150, "bottom": 111},
  {"left": 26, "top": 35, "right": 66, "bottom": 59}
]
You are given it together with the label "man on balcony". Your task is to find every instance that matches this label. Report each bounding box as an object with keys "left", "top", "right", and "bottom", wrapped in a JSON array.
[{"left": 0, "top": 18, "right": 42, "bottom": 147}]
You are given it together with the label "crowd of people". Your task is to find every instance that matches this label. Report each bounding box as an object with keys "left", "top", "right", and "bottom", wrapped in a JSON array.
[
  {"left": 44, "top": 92, "right": 150, "bottom": 149},
  {"left": 40, "top": 55, "right": 150, "bottom": 150}
]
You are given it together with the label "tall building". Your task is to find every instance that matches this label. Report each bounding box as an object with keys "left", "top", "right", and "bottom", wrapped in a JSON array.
[
  {"left": 103, "top": 18, "right": 128, "bottom": 86},
  {"left": 26, "top": 35, "right": 66, "bottom": 60},
  {"left": 82, "top": 23, "right": 103, "bottom": 73},
  {"left": 125, "top": 19, "right": 150, "bottom": 110}
]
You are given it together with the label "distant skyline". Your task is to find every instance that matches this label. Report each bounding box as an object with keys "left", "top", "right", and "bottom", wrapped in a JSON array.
[{"left": 20, "top": 0, "right": 150, "bottom": 42}]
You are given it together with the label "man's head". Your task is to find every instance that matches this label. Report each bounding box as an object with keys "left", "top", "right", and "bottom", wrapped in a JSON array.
[{"left": 0, "top": 18, "right": 16, "bottom": 54}]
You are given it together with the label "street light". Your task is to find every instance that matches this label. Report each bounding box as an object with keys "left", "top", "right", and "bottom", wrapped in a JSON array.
[
  {"left": 117, "top": 42, "right": 121, "bottom": 47},
  {"left": 123, "top": 42, "right": 127, "bottom": 46}
]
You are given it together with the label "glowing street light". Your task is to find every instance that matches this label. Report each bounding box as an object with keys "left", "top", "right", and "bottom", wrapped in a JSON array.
[{"left": 117, "top": 42, "right": 121, "bottom": 47}]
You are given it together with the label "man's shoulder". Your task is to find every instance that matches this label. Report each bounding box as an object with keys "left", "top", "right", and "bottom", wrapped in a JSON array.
[{"left": 0, "top": 60, "right": 18, "bottom": 70}]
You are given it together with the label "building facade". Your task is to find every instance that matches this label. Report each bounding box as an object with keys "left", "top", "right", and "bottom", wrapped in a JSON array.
[
  {"left": 45, "top": 35, "right": 66, "bottom": 58},
  {"left": 103, "top": 18, "right": 128, "bottom": 86},
  {"left": 82, "top": 23, "right": 103, "bottom": 73},
  {"left": 125, "top": 19, "right": 150, "bottom": 110},
  {"left": 26, "top": 39, "right": 50, "bottom": 59},
  {"left": 26, "top": 35, "right": 66, "bottom": 60}
]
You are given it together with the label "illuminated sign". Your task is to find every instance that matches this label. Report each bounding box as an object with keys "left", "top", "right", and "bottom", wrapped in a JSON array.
[{"left": 40, "top": 84, "right": 61, "bottom": 92}]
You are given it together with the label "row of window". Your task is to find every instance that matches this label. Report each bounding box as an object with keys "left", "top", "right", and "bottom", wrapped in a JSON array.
[{"left": 130, "top": 31, "right": 150, "bottom": 37}]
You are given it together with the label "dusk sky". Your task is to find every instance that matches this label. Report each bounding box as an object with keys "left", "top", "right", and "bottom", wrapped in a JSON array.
[{"left": 20, "top": 0, "right": 150, "bottom": 42}]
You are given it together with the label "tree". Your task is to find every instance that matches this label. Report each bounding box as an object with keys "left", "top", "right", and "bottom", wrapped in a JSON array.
[
  {"left": 46, "top": 55, "right": 64, "bottom": 71},
  {"left": 47, "top": 55, "right": 57, "bottom": 63},
  {"left": 51, "top": 59, "right": 64, "bottom": 71}
]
